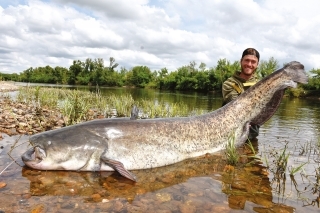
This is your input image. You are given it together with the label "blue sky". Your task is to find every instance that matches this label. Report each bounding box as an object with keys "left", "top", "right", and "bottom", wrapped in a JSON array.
[{"left": 1, "top": 0, "right": 320, "bottom": 73}]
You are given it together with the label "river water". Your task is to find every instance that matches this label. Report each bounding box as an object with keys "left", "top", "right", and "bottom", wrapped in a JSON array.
[{"left": 0, "top": 85, "right": 320, "bottom": 212}]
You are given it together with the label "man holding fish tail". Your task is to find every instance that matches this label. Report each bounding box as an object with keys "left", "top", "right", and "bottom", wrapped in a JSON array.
[{"left": 222, "top": 48, "right": 260, "bottom": 140}]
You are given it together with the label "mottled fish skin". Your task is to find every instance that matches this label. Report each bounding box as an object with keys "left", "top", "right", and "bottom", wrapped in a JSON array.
[
  {"left": 251, "top": 89, "right": 284, "bottom": 126},
  {"left": 21, "top": 61, "right": 307, "bottom": 180}
]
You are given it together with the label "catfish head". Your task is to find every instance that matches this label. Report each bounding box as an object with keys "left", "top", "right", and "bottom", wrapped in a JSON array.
[
  {"left": 249, "top": 61, "right": 308, "bottom": 126},
  {"left": 21, "top": 128, "right": 105, "bottom": 171},
  {"left": 21, "top": 134, "right": 60, "bottom": 170},
  {"left": 277, "top": 61, "right": 308, "bottom": 89}
]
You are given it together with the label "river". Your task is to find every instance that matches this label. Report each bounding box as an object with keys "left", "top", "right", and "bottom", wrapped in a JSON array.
[{"left": 1, "top": 84, "right": 320, "bottom": 212}]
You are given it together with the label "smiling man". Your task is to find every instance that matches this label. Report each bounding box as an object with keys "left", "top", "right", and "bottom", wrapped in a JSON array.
[{"left": 222, "top": 48, "right": 260, "bottom": 139}]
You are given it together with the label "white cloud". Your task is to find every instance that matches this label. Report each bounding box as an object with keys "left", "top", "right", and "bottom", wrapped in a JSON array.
[{"left": 0, "top": 0, "right": 320, "bottom": 74}]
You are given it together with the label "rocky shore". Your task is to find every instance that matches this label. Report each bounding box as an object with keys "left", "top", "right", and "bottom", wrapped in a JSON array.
[{"left": 0, "top": 81, "right": 65, "bottom": 140}]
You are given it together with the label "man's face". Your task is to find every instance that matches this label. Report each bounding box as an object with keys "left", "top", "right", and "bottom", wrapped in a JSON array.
[{"left": 240, "top": 55, "right": 259, "bottom": 76}]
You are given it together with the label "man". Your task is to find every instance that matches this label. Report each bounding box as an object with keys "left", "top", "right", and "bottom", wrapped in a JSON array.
[{"left": 222, "top": 48, "right": 260, "bottom": 140}]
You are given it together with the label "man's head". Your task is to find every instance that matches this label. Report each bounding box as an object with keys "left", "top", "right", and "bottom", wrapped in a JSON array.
[{"left": 240, "top": 48, "right": 260, "bottom": 80}]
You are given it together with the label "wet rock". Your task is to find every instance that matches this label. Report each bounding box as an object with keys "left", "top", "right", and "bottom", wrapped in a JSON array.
[
  {"left": 160, "top": 172, "right": 175, "bottom": 183},
  {"left": 156, "top": 192, "right": 172, "bottom": 202},
  {"left": 253, "top": 196, "right": 273, "bottom": 208},
  {"left": 230, "top": 180, "right": 247, "bottom": 191},
  {"left": 135, "top": 188, "right": 147, "bottom": 195},
  {"left": 113, "top": 199, "right": 124, "bottom": 212},
  {"left": 21, "top": 193, "right": 32, "bottom": 199},
  {"left": 30, "top": 203, "right": 47, "bottom": 213},
  {"left": 91, "top": 193, "right": 102, "bottom": 202},
  {"left": 102, "top": 198, "right": 109, "bottom": 203},
  {"left": 128, "top": 200, "right": 148, "bottom": 212},
  {"left": 211, "top": 204, "right": 230, "bottom": 212},
  {"left": 228, "top": 195, "right": 246, "bottom": 209},
  {"left": 223, "top": 165, "right": 235, "bottom": 173},
  {"left": 178, "top": 202, "right": 196, "bottom": 213},
  {"left": 253, "top": 203, "right": 295, "bottom": 213},
  {"left": 173, "top": 194, "right": 183, "bottom": 201},
  {"left": 0, "top": 182, "right": 7, "bottom": 188},
  {"left": 61, "top": 202, "right": 76, "bottom": 209}
]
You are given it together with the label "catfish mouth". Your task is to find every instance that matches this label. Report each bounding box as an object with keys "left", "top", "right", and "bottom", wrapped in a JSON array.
[{"left": 21, "top": 146, "right": 47, "bottom": 164}]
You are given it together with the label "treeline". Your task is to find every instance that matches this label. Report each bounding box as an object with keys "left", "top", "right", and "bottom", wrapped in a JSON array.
[{"left": 1, "top": 57, "right": 320, "bottom": 92}]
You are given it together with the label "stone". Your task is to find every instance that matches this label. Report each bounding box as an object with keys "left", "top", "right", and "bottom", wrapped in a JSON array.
[
  {"left": 30, "top": 203, "right": 47, "bottom": 213},
  {"left": 0, "top": 182, "right": 7, "bottom": 188}
]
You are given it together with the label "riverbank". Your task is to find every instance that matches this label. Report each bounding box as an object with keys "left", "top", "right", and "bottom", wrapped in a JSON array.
[
  {"left": 0, "top": 81, "right": 65, "bottom": 139},
  {"left": 0, "top": 98, "right": 66, "bottom": 140},
  {"left": 0, "top": 81, "right": 19, "bottom": 92}
]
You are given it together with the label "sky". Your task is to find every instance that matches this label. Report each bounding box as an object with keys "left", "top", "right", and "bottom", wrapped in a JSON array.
[{"left": 1, "top": 0, "right": 320, "bottom": 74}]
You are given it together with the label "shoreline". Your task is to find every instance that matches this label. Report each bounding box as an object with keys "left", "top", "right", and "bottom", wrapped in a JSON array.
[
  {"left": 0, "top": 81, "right": 20, "bottom": 92},
  {"left": 0, "top": 81, "right": 65, "bottom": 139}
]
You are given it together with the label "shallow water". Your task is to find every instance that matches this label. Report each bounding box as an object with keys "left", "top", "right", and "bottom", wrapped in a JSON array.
[
  {"left": 0, "top": 134, "right": 301, "bottom": 213},
  {"left": 1, "top": 89, "right": 320, "bottom": 212}
]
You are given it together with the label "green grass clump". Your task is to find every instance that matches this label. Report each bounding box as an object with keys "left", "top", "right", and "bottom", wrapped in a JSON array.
[
  {"left": 288, "top": 162, "right": 307, "bottom": 176},
  {"left": 224, "top": 132, "right": 239, "bottom": 165},
  {"left": 16, "top": 86, "right": 203, "bottom": 125}
]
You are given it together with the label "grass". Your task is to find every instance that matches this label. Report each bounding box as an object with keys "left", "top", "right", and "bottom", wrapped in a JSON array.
[
  {"left": 316, "top": 136, "right": 320, "bottom": 148},
  {"left": 288, "top": 162, "right": 307, "bottom": 176},
  {"left": 245, "top": 140, "right": 256, "bottom": 155},
  {"left": 15, "top": 86, "right": 203, "bottom": 125},
  {"left": 275, "top": 146, "right": 290, "bottom": 174},
  {"left": 224, "top": 131, "right": 239, "bottom": 165}
]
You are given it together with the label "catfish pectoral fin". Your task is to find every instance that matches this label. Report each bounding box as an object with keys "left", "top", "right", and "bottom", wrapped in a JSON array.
[{"left": 101, "top": 157, "right": 137, "bottom": 182}]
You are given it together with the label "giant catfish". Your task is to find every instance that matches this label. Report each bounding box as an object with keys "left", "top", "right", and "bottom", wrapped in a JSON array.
[{"left": 21, "top": 61, "right": 308, "bottom": 181}]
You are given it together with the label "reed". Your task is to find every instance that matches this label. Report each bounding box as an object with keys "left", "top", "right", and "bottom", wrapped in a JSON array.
[
  {"left": 224, "top": 132, "right": 239, "bottom": 165},
  {"left": 275, "top": 145, "right": 290, "bottom": 174},
  {"left": 288, "top": 162, "right": 307, "bottom": 176},
  {"left": 245, "top": 140, "right": 256, "bottom": 156},
  {"left": 16, "top": 86, "right": 204, "bottom": 125},
  {"left": 59, "top": 90, "right": 91, "bottom": 125}
]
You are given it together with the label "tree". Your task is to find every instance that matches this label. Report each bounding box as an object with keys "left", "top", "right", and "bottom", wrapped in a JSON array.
[
  {"left": 213, "top": 59, "right": 240, "bottom": 90},
  {"left": 129, "top": 66, "right": 153, "bottom": 88},
  {"left": 108, "top": 57, "right": 119, "bottom": 72},
  {"left": 304, "top": 68, "right": 320, "bottom": 90},
  {"left": 257, "top": 57, "right": 279, "bottom": 78},
  {"left": 54, "top": 66, "right": 69, "bottom": 84},
  {"left": 68, "top": 60, "right": 84, "bottom": 84},
  {"left": 91, "top": 58, "right": 105, "bottom": 85},
  {"left": 199, "top": 62, "right": 206, "bottom": 72}
]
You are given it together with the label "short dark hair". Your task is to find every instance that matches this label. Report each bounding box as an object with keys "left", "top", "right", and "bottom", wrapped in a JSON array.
[{"left": 242, "top": 48, "right": 260, "bottom": 61}]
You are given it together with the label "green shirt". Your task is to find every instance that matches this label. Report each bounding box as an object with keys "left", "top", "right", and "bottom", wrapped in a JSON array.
[{"left": 222, "top": 71, "right": 258, "bottom": 106}]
